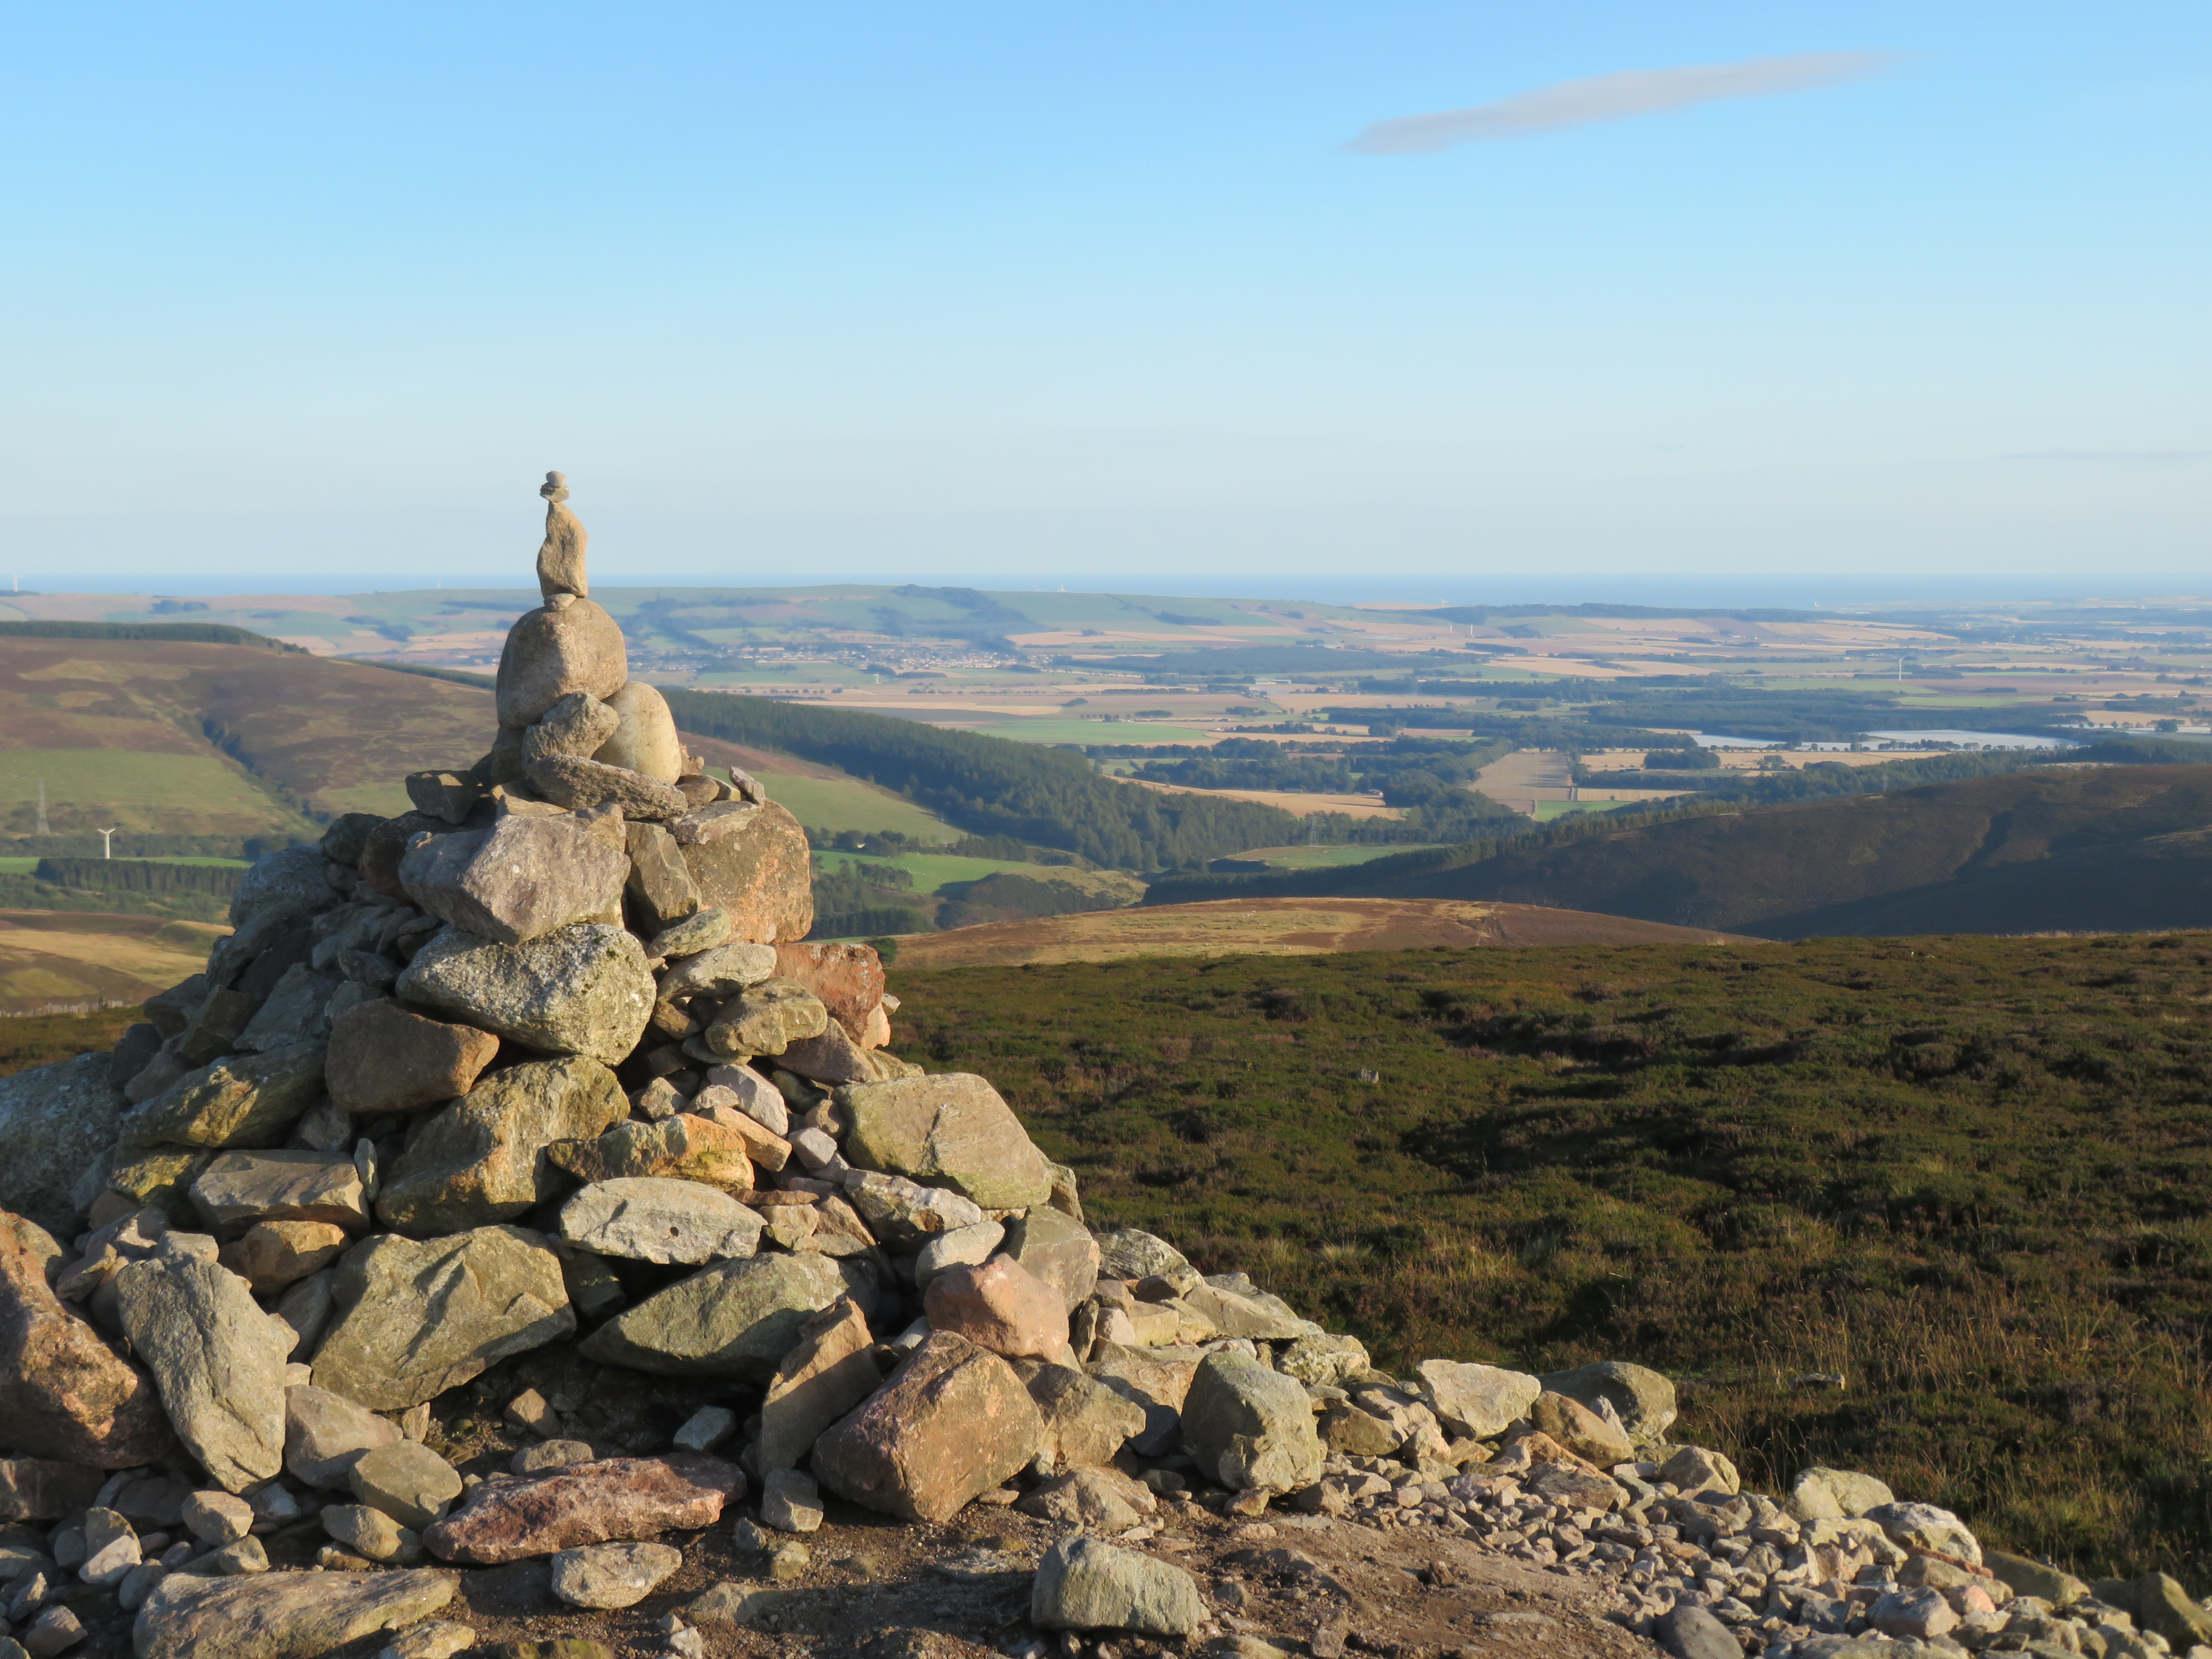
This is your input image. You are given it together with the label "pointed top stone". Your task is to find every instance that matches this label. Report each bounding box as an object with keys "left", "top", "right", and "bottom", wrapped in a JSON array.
[{"left": 536, "top": 472, "right": 588, "bottom": 600}]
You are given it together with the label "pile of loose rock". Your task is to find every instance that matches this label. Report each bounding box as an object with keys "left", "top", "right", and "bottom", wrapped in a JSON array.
[{"left": 0, "top": 477, "right": 2206, "bottom": 1659}]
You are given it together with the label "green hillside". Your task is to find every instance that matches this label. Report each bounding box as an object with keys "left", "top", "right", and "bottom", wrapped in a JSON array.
[
  {"left": 1151, "top": 765, "right": 2212, "bottom": 938},
  {"left": 883, "top": 930, "right": 2212, "bottom": 1589}
]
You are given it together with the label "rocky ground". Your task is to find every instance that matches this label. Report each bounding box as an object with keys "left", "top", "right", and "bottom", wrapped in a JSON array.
[{"left": 2, "top": 481, "right": 2209, "bottom": 1659}]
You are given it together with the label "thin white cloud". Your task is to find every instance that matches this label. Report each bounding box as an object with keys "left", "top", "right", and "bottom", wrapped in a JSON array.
[
  {"left": 2007, "top": 450, "right": 2212, "bottom": 464},
  {"left": 1348, "top": 52, "right": 1900, "bottom": 154}
]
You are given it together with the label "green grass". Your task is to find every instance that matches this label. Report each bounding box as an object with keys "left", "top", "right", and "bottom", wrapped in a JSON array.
[
  {"left": 885, "top": 931, "right": 2212, "bottom": 1591},
  {"left": 748, "top": 770, "right": 958, "bottom": 843},
  {"left": 0, "top": 749, "right": 284, "bottom": 830}
]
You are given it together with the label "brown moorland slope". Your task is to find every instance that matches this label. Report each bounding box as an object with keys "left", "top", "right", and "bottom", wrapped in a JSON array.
[
  {"left": 1275, "top": 765, "right": 2212, "bottom": 938},
  {"left": 0, "top": 636, "right": 491, "bottom": 830},
  {"left": 888, "top": 895, "right": 1752, "bottom": 966}
]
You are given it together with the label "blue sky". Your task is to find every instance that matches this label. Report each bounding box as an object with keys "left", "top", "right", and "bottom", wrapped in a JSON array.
[{"left": 2, "top": 3, "right": 2206, "bottom": 602}]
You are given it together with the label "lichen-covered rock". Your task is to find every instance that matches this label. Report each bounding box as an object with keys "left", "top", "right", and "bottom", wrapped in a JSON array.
[
  {"left": 189, "top": 1151, "right": 370, "bottom": 1234},
  {"left": 544, "top": 1114, "right": 756, "bottom": 1189},
  {"left": 495, "top": 599, "right": 628, "bottom": 729},
  {"left": 0, "top": 1210, "right": 172, "bottom": 1467},
  {"left": 113, "top": 1255, "right": 289, "bottom": 1492},
  {"left": 1179, "top": 1351, "right": 1323, "bottom": 1495},
  {"left": 0, "top": 1055, "right": 132, "bottom": 1239},
  {"left": 119, "top": 1043, "right": 328, "bottom": 1153},
  {"left": 838, "top": 1073, "right": 1052, "bottom": 1209},
  {"left": 701, "top": 978, "right": 828, "bottom": 1059},
  {"left": 556, "top": 1179, "right": 764, "bottom": 1265},
  {"left": 395, "top": 925, "right": 653, "bottom": 1066},
  {"left": 671, "top": 800, "right": 814, "bottom": 944},
  {"left": 1538, "top": 1359, "right": 1677, "bottom": 1446},
  {"left": 311, "top": 1227, "right": 574, "bottom": 1410},
  {"left": 1031, "top": 1537, "right": 1205, "bottom": 1637},
  {"left": 399, "top": 814, "right": 628, "bottom": 947},
  {"left": 576, "top": 1251, "right": 861, "bottom": 1381},
  {"left": 375, "top": 1057, "right": 626, "bottom": 1237},
  {"left": 229, "top": 845, "right": 341, "bottom": 932},
  {"left": 1002, "top": 1207, "right": 1099, "bottom": 1314},
  {"left": 131, "top": 1564, "right": 458, "bottom": 1659},
  {"left": 813, "top": 1331, "right": 1044, "bottom": 1523}
]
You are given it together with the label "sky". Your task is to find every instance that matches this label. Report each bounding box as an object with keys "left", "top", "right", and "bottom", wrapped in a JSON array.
[{"left": 1, "top": 2, "right": 2207, "bottom": 604}]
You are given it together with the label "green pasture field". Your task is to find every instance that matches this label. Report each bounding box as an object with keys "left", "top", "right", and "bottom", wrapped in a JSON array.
[
  {"left": 0, "top": 749, "right": 295, "bottom": 833},
  {"left": 886, "top": 931, "right": 2212, "bottom": 1590},
  {"left": 748, "top": 770, "right": 957, "bottom": 843}
]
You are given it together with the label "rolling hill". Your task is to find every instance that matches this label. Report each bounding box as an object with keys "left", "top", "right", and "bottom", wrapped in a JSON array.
[
  {"left": 0, "top": 633, "right": 957, "bottom": 851},
  {"left": 1146, "top": 766, "right": 2212, "bottom": 938}
]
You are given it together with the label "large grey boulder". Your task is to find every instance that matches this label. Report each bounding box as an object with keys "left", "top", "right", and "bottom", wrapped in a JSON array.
[
  {"left": 577, "top": 1252, "right": 860, "bottom": 1382},
  {"left": 1415, "top": 1359, "right": 1543, "bottom": 1439},
  {"left": 132, "top": 1565, "right": 458, "bottom": 1659},
  {"left": 522, "top": 690, "right": 620, "bottom": 765},
  {"left": 395, "top": 924, "right": 654, "bottom": 1065},
  {"left": 228, "top": 846, "right": 340, "bottom": 932},
  {"left": 1094, "top": 1226, "right": 1191, "bottom": 1283},
  {"left": 841, "top": 1170, "right": 986, "bottom": 1245},
  {"left": 1031, "top": 1537, "right": 1205, "bottom": 1636},
  {"left": 189, "top": 1151, "right": 370, "bottom": 1234},
  {"left": 399, "top": 813, "right": 628, "bottom": 946},
  {"left": 557, "top": 1178, "right": 765, "bottom": 1265},
  {"left": 311, "top": 1226, "right": 573, "bottom": 1410},
  {"left": 838, "top": 1073, "right": 1052, "bottom": 1209},
  {"left": 1539, "top": 1359, "right": 1677, "bottom": 1446},
  {"left": 233, "top": 965, "right": 335, "bottom": 1053},
  {"left": 113, "top": 1256, "right": 288, "bottom": 1492},
  {"left": 1004, "top": 1208, "right": 1099, "bottom": 1313},
  {"left": 375, "top": 1057, "right": 626, "bottom": 1236},
  {"left": 0, "top": 1054, "right": 130, "bottom": 1238},
  {"left": 119, "top": 1043, "right": 328, "bottom": 1152},
  {"left": 495, "top": 599, "right": 628, "bottom": 729},
  {"left": 1789, "top": 1466, "right": 1896, "bottom": 1521},
  {"left": 1180, "top": 1352, "right": 1323, "bottom": 1494}
]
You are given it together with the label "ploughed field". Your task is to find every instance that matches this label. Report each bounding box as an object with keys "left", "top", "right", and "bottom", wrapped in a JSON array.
[{"left": 882, "top": 930, "right": 2212, "bottom": 1588}]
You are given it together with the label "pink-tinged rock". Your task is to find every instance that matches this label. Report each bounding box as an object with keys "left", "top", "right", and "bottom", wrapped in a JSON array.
[
  {"left": 0, "top": 1210, "right": 173, "bottom": 1467},
  {"left": 923, "top": 1257, "right": 1072, "bottom": 1364},
  {"left": 770, "top": 943, "right": 885, "bottom": 1042},
  {"left": 671, "top": 801, "right": 813, "bottom": 945},
  {"left": 812, "top": 1332, "right": 1045, "bottom": 1524},
  {"left": 420, "top": 1454, "right": 742, "bottom": 1564}
]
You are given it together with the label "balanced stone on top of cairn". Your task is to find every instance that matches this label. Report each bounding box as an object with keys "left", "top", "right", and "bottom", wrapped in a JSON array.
[{"left": 536, "top": 469, "right": 588, "bottom": 602}]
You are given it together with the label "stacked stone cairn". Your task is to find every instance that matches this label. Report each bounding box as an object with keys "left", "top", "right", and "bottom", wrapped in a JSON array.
[{"left": 0, "top": 483, "right": 2204, "bottom": 1659}]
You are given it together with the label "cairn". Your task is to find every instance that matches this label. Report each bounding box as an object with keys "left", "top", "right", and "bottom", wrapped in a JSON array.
[{"left": 0, "top": 478, "right": 2185, "bottom": 1659}]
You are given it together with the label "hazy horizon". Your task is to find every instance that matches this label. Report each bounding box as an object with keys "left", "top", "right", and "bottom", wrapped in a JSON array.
[{"left": 5, "top": 3, "right": 2205, "bottom": 596}]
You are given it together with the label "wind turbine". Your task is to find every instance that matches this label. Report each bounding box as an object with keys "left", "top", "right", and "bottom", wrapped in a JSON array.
[{"left": 95, "top": 826, "right": 119, "bottom": 859}]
